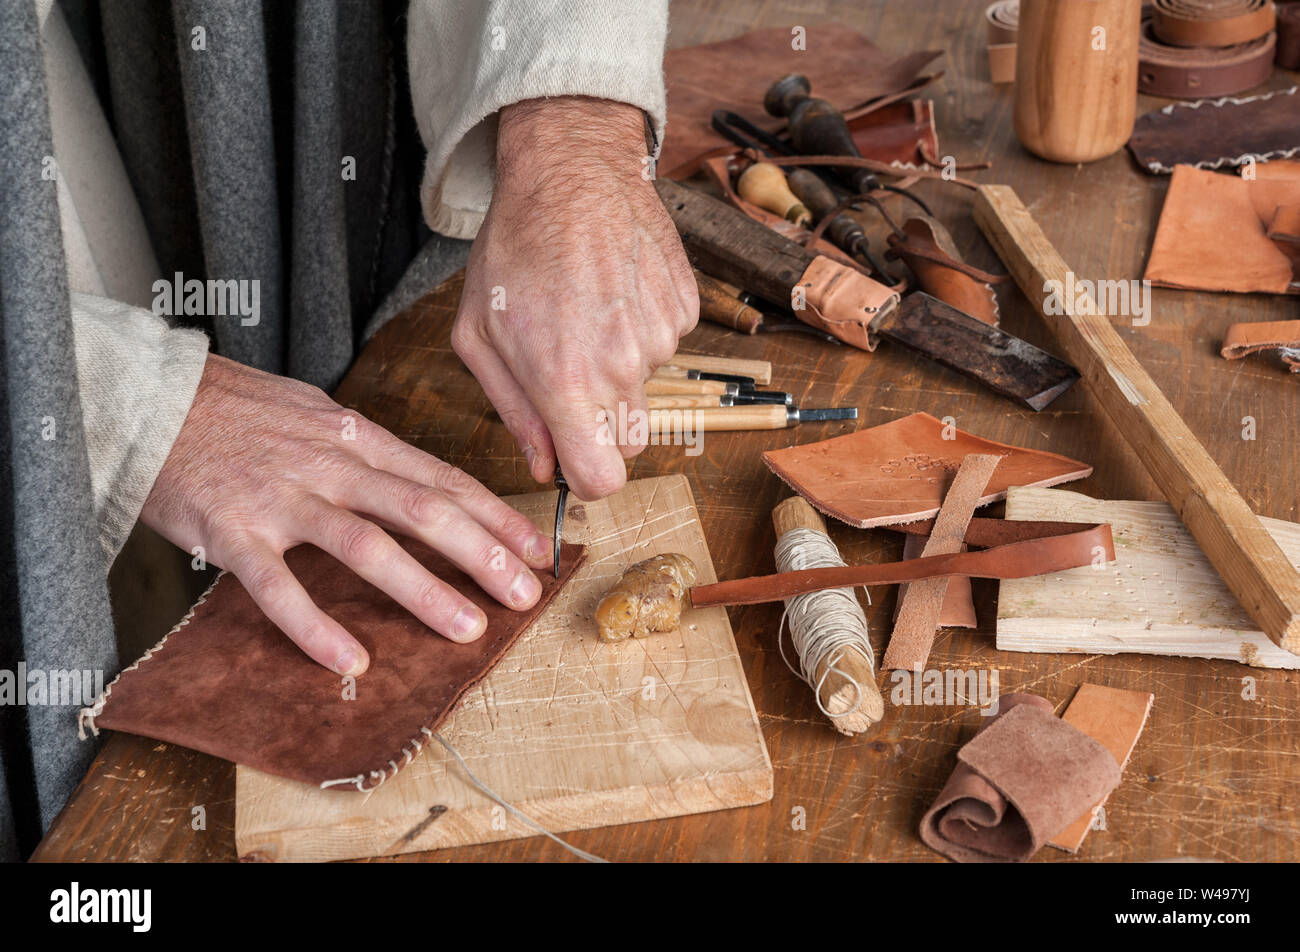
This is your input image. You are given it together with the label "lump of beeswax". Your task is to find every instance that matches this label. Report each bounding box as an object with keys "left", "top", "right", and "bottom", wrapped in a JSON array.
[{"left": 595, "top": 553, "right": 698, "bottom": 643}]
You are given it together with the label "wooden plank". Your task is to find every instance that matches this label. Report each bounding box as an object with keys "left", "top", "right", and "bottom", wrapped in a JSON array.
[
  {"left": 233, "top": 475, "right": 772, "bottom": 862},
  {"left": 998, "top": 487, "right": 1300, "bottom": 668},
  {"left": 974, "top": 184, "right": 1300, "bottom": 654}
]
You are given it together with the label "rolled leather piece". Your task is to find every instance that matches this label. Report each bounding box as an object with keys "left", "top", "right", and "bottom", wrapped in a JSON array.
[
  {"left": 794, "top": 256, "right": 901, "bottom": 351},
  {"left": 1128, "top": 85, "right": 1300, "bottom": 173},
  {"left": 1138, "top": 11, "right": 1276, "bottom": 98},
  {"left": 82, "top": 538, "right": 588, "bottom": 791},
  {"left": 1220, "top": 319, "right": 1300, "bottom": 370},
  {"left": 1279, "top": 1, "right": 1300, "bottom": 67},
  {"left": 885, "top": 216, "right": 1001, "bottom": 325},
  {"left": 1151, "top": 0, "right": 1276, "bottom": 48},
  {"left": 986, "top": 0, "right": 1020, "bottom": 83},
  {"left": 919, "top": 696, "right": 1122, "bottom": 863},
  {"left": 688, "top": 519, "right": 1114, "bottom": 608}
]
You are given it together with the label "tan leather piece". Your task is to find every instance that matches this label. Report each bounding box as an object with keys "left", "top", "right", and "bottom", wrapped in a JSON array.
[
  {"left": 882, "top": 454, "right": 1002, "bottom": 671},
  {"left": 897, "top": 533, "right": 977, "bottom": 628},
  {"left": 986, "top": 0, "right": 1020, "bottom": 83},
  {"left": 794, "top": 256, "right": 900, "bottom": 350},
  {"left": 660, "top": 25, "right": 943, "bottom": 177},
  {"left": 85, "top": 538, "right": 587, "bottom": 791},
  {"left": 1151, "top": 0, "right": 1276, "bottom": 47},
  {"left": 688, "top": 519, "right": 1113, "bottom": 608},
  {"left": 1270, "top": 202, "right": 1300, "bottom": 242},
  {"left": 1221, "top": 319, "right": 1300, "bottom": 370},
  {"left": 1138, "top": 11, "right": 1276, "bottom": 99},
  {"left": 1145, "top": 164, "right": 1299, "bottom": 294},
  {"left": 886, "top": 217, "right": 1001, "bottom": 324},
  {"left": 920, "top": 695, "right": 1122, "bottom": 863},
  {"left": 1052, "top": 683, "right": 1154, "bottom": 853},
  {"left": 762, "top": 411, "right": 1092, "bottom": 529}
]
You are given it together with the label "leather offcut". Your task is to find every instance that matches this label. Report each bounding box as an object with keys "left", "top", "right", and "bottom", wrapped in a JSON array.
[
  {"left": 1128, "top": 86, "right": 1300, "bottom": 174},
  {"left": 793, "top": 256, "right": 900, "bottom": 350},
  {"left": 81, "top": 538, "right": 587, "bottom": 791}
]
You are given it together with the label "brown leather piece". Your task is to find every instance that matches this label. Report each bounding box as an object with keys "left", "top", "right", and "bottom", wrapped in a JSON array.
[
  {"left": 1128, "top": 86, "right": 1300, "bottom": 174},
  {"left": 1151, "top": 0, "right": 1276, "bottom": 47},
  {"left": 1052, "top": 683, "right": 1154, "bottom": 853},
  {"left": 882, "top": 454, "right": 1002, "bottom": 671},
  {"left": 1145, "top": 163, "right": 1300, "bottom": 294},
  {"left": 660, "top": 25, "right": 943, "bottom": 177},
  {"left": 886, "top": 217, "right": 1001, "bottom": 324},
  {"left": 920, "top": 694, "right": 1122, "bottom": 863},
  {"left": 1221, "top": 318, "right": 1300, "bottom": 370},
  {"left": 1279, "top": 1, "right": 1300, "bottom": 68},
  {"left": 1137, "top": 12, "right": 1275, "bottom": 99},
  {"left": 762, "top": 411, "right": 1092, "bottom": 529},
  {"left": 688, "top": 519, "right": 1113, "bottom": 608},
  {"left": 795, "top": 256, "right": 900, "bottom": 350},
  {"left": 845, "top": 99, "right": 940, "bottom": 169},
  {"left": 897, "top": 533, "right": 976, "bottom": 628},
  {"left": 986, "top": 0, "right": 1019, "bottom": 84},
  {"left": 85, "top": 538, "right": 587, "bottom": 791}
]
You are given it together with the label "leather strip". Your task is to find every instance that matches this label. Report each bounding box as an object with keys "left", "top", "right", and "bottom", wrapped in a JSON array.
[
  {"left": 84, "top": 538, "right": 587, "bottom": 791},
  {"left": 689, "top": 521, "right": 1113, "bottom": 608},
  {"left": 1138, "top": 12, "right": 1276, "bottom": 99},
  {"left": 919, "top": 695, "right": 1122, "bottom": 863},
  {"left": 882, "top": 454, "right": 1002, "bottom": 671},
  {"left": 986, "top": 0, "right": 1020, "bottom": 84},
  {"left": 1279, "top": 1, "right": 1300, "bottom": 68},
  {"left": 1221, "top": 319, "right": 1300, "bottom": 370},
  {"left": 1128, "top": 86, "right": 1300, "bottom": 174},
  {"left": 1151, "top": 0, "right": 1276, "bottom": 47},
  {"left": 794, "top": 255, "right": 900, "bottom": 350},
  {"left": 885, "top": 217, "right": 1003, "bottom": 324}
]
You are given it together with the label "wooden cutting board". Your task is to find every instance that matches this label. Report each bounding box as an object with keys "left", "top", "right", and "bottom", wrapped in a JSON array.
[
  {"left": 234, "top": 475, "right": 773, "bottom": 861},
  {"left": 997, "top": 487, "right": 1300, "bottom": 669}
]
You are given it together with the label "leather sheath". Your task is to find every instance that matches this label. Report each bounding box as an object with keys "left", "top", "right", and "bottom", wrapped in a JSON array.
[
  {"left": 1221, "top": 319, "right": 1300, "bottom": 369},
  {"left": 1137, "top": 11, "right": 1276, "bottom": 99},
  {"left": 660, "top": 25, "right": 943, "bottom": 177},
  {"left": 81, "top": 538, "right": 586, "bottom": 791},
  {"left": 1279, "top": 1, "right": 1300, "bottom": 67},
  {"left": 1128, "top": 86, "right": 1300, "bottom": 174},
  {"left": 688, "top": 519, "right": 1113, "bottom": 608},
  {"left": 1150, "top": 0, "right": 1276, "bottom": 47},
  {"left": 762, "top": 411, "right": 1092, "bottom": 529},
  {"left": 885, "top": 216, "right": 1001, "bottom": 324},
  {"left": 795, "top": 256, "right": 900, "bottom": 350},
  {"left": 919, "top": 695, "right": 1122, "bottom": 863}
]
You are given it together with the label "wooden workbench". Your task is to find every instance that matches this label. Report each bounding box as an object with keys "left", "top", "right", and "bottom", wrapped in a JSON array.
[{"left": 34, "top": 0, "right": 1300, "bottom": 862}]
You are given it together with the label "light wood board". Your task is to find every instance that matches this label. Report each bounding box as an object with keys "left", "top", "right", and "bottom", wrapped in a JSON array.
[
  {"left": 234, "top": 475, "right": 772, "bottom": 861},
  {"left": 997, "top": 487, "right": 1300, "bottom": 668}
]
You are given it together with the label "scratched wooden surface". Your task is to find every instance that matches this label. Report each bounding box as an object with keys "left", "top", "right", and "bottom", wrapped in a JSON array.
[{"left": 34, "top": 0, "right": 1300, "bottom": 862}]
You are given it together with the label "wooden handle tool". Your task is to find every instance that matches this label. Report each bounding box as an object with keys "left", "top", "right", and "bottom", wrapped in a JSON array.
[
  {"left": 667, "top": 353, "right": 773, "bottom": 385},
  {"left": 772, "top": 496, "right": 882, "bottom": 734},
  {"left": 736, "top": 161, "right": 812, "bottom": 227},
  {"left": 644, "top": 377, "right": 735, "bottom": 396},
  {"left": 975, "top": 183, "right": 1300, "bottom": 653},
  {"left": 648, "top": 405, "right": 855, "bottom": 432},
  {"left": 694, "top": 270, "right": 764, "bottom": 334}
]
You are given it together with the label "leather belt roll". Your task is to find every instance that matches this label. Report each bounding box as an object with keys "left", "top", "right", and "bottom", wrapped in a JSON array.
[
  {"left": 1139, "top": 11, "right": 1277, "bottom": 97},
  {"left": 1278, "top": 1, "right": 1300, "bottom": 68},
  {"left": 1151, "top": 0, "right": 1277, "bottom": 47},
  {"left": 985, "top": 0, "right": 1020, "bottom": 84}
]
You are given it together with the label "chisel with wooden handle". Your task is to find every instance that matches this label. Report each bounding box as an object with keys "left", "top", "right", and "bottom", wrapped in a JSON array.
[
  {"left": 657, "top": 177, "right": 1079, "bottom": 410},
  {"left": 648, "top": 405, "right": 856, "bottom": 432},
  {"left": 644, "top": 377, "right": 737, "bottom": 396},
  {"left": 975, "top": 183, "right": 1300, "bottom": 653}
]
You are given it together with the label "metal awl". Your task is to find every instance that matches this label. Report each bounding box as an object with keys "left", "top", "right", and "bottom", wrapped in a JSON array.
[{"left": 552, "top": 467, "right": 569, "bottom": 578}]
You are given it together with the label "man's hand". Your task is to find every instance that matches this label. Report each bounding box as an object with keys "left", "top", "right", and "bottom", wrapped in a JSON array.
[
  {"left": 140, "top": 355, "right": 555, "bottom": 676},
  {"left": 452, "top": 96, "right": 698, "bottom": 501}
]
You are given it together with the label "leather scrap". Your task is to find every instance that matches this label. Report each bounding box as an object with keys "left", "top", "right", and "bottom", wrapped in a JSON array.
[
  {"left": 1052, "top": 683, "right": 1154, "bottom": 853},
  {"left": 885, "top": 216, "right": 1002, "bottom": 324},
  {"left": 1137, "top": 10, "right": 1276, "bottom": 99},
  {"left": 882, "top": 454, "right": 1002, "bottom": 671},
  {"left": 1128, "top": 86, "right": 1300, "bottom": 175},
  {"left": 897, "top": 533, "right": 976, "bottom": 628},
  {"left": 920, "top": 694, "right": 1122, "bottom": 863},
  {"left": 1279, "top": 1, "right": 1300, "bottom": 68},
  {"left": 762, "top": 411, "right": 1092, "bottom": 529},
  {"left": 688, "top": 519, "right": 1113, "bottom": 608},
  {"left": 794, "top": 256, "right": 900, "bottom": 350},
  {"left": 1145, "top": 162, "right": 1300, "bottom": 294},
  {"left": 80, "top": 538, "right": 586, "bottom": 791},
  {"left": 1221, "top": 319, "right": 1300, "bottom": 370},
  {"left": 985, "top": 0, "right": 1019, "bottom": 84},
  {"left": 660, "top": 25, "right": 943, "bottom": 177},
  {"left": 1150, "top": 0, "right": 1276, "bottom": 47}
]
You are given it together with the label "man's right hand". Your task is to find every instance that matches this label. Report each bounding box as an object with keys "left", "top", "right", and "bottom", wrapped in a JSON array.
[{"left": 139, "top": 354, "right": 555, "bottom": 676}]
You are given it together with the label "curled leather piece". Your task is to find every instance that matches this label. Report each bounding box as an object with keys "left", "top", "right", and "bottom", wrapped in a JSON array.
[
  {"left": 792, "top": 256, "right": 900, "bottom": 350},
  {"left": 1137, "top": 11, "right": 1275, "bottom": 99},
  {"left": 1151, "top": 0, "right": 1276, "bottom": 47},
  {"left": 986, "top": 0, "right": 1019, "bottom": 84},
  {"left": 1220, "top": 319, "right": 1300, "bottom": 370},
  {"left": 919, "top": 695, "right": 1122, "bottom": 863},
  {"left": 885, "top": 216, "right": 1002, "bottom": 325},
  {"left": 688, "top": 519, "right": 1114, "bottom": 608}
]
